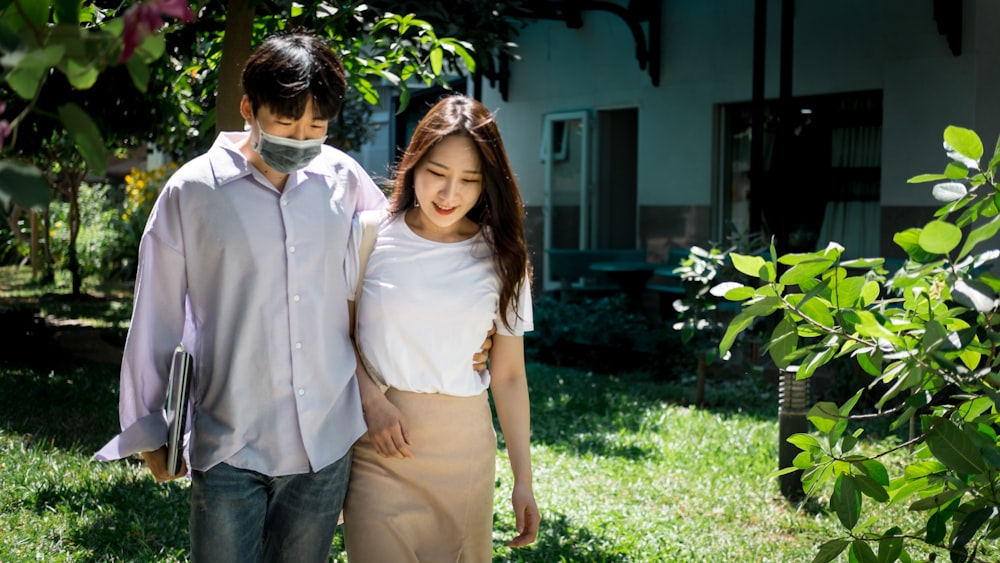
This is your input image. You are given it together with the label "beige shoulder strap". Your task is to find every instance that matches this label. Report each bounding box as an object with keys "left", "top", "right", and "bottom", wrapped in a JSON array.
[{"left": 354, "top": 210, "right": 388, "bottom": 392}]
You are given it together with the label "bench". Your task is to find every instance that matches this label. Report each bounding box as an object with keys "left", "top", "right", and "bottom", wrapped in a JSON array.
[
  {"left": 546, "top": 248, "right": 647, "bottom": 300},
  {"left": 646, "top": 248, "right": 689, "bottom": 297}
]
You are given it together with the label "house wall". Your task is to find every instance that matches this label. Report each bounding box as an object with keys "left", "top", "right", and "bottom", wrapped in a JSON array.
[{"left": 478, "top": 0, "right": 1000, "bottom": 271}]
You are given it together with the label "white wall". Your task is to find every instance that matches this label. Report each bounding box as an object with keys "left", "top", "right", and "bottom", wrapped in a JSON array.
[{"left": 481, "top": 0, "right": 1000, "bottom": 210}]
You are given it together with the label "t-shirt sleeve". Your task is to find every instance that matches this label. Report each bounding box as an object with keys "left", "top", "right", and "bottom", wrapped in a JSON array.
[
  {"left": 344, "top": 213, "right": 363, "bottom": 302},
  {"left": 496, "top": 274, "right": 534, "bottom": 336}
]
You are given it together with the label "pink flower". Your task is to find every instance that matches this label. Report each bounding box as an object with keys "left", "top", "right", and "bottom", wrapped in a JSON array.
[{"left": 120, "top": 0, "right": 196, "bottom": 63}]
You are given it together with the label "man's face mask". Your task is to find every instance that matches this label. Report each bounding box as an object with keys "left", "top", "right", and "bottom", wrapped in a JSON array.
[{"left": 252, "top": 122, "right": 326, "bottom": 174}]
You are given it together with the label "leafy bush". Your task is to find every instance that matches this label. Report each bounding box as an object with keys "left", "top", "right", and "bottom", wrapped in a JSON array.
[
  {"left": 526, "top": 294, "right": 691, "bottom": 378},
  {"left": 719, "top": 125, "right": 1000, "bottom": 563},
  {"left": 48, "top": 182, "right": 126, "bottom": 280},
  {"left": 46, "top": 163, "right": 173, "bottom": 282}
]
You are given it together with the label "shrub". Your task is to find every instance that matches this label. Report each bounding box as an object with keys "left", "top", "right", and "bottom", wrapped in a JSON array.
[
  {"left": 526, "top": 293, "right": 691, "bottom": 378},
  {"left": 719, "top": 125, "right": 1000, "bottom": 562}
]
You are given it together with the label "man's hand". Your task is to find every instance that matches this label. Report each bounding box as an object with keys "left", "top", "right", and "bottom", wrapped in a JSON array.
[
  {"left": 141, "top": 446, "right": 187, "bottom": 482},
  {"left": 472, "top": 323, "right": 497, "bottom": 371}
]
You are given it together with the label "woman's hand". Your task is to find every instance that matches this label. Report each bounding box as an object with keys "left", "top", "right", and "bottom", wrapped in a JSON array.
[
  {"left": 362, "top": 396, "right": 413, "bottom": 459},
  {"left": 508, "top": 482, "right": 540, "bottom": 547}
]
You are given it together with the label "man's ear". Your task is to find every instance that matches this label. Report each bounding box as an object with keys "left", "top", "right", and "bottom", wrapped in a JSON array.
[{"left": 239, "top": 95, "right": 254, "bottom": 124}]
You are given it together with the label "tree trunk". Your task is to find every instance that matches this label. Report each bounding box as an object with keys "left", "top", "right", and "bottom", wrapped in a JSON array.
[
  {"left": 215, "top": 0, "right": 256, "bottom": 135},
  {"left": 68, "top": 180, "right": 81, "bottom": 296}
]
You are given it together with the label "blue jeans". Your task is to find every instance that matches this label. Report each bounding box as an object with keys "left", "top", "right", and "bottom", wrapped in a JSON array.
[{"left": 189, "top": 453, "right": 351, "bottom": 563}]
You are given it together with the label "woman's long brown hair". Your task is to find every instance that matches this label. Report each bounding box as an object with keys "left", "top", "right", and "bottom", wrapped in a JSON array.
[{"left": 388, "top": 94, "right": 530, "bottom": 330}]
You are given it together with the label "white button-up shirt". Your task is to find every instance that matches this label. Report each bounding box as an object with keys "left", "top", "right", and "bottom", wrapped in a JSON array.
[{"left": 95, "top": 131, "right": 387, "bottom": 476}]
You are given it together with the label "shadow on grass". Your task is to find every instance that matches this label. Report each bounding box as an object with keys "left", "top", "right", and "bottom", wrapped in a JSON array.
[
  {"left": 20, "top": 473, "right": 190, "bottom": 561},
  {"left": 0, "top": 361, "right": 121, "bottom": 454},
  {"left": 512, "top": 363, "right": 779, "bottom": 461},
  {"left": 493, "top": 512, "right": 632, "bottom": 562}
]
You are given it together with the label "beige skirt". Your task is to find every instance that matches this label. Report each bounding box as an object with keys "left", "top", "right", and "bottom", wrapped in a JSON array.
[{"left": 343, "top": 389, "right": 497, "bottom": 563}]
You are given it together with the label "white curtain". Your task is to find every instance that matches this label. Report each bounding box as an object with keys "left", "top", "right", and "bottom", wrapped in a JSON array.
[{"left": 819, "top": 124, "right": 881, "bottom": 258}]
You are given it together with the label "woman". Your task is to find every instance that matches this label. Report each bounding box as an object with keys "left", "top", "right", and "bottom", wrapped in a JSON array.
[{"left": 343, "top": 94, "right": 540, "bottom": 561}]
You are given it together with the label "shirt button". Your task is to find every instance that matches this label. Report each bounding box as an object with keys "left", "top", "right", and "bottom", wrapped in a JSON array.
[
  {"left": 297, "top": 388, "right": 305, "bottom": 396},
  {"left": 293, "top": 295, "right": 301, "bottom": 302},
  {"left": 282, "top": 199, "right": 288, "bottom": 206},
  {"left": 288, "top": 246, "right": 296, "bottom": 253},
  {"left": 295, "top": 342, "right": 302, "bottom": 350}
]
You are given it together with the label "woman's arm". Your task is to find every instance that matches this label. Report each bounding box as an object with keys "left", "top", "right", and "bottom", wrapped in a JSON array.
[
  {"left": 348, "top": 300, "right": 412, "bottom": 458},
  {"left": 489, "top": 333, "right": 540, "bottom": 547}
]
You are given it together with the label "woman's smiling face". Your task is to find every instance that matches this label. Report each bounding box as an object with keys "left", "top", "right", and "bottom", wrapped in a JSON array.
[{"left": 409, "top": 134, "right": 483, "bottom": 240}]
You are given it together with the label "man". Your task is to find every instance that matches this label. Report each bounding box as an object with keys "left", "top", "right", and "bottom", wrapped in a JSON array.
[{"left": 95, "top": 31, "right": 488, "bottom": 561}]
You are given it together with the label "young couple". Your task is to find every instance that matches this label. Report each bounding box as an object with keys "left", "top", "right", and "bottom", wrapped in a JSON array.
[{"left": 96, "top": 30, "right": 539, "bottom": 562}]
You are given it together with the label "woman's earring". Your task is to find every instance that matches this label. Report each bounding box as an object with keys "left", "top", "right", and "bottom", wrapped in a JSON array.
[{"left": 414, "top": 199, "right": 420, "bottom": 207}]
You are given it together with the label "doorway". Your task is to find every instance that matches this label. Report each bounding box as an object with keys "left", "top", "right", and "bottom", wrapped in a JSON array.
[{"left": 541, "top": 107, "right": 639, "bottom": 289}]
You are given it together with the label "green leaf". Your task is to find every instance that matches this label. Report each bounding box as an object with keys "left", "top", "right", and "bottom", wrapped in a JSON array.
[
  {"left": 798, "top": 345, "right": 835, "bottom": 379},
  {"left": 58, "top": 103, "right": 108, "bottom": 177},
  {"left": 63, "top": 57, "right": 99, "bottom": 89},
  {"left": 944, "top": 125, "right": 984, "bottom": 163},
  {"left": 812, "top": 539, "right": 849, "bottom": 563},
  {"left": 950, "top": 507, "right": 996, "bottom": 559},
  {"left": 3, "top": 44, "right": 66, "bottom": 99},
  {"left": 925, "top": 418, "right": 987, "bottom": 475},
  {"left": 397, "top": 86, "right": 411, "bottom": 113},
  {"left": 767, "top": 317, "right": 797, "bottom": 369},
  {"left": 908, "top": 488, "right": 963, "bottom": 511},
  {"left": 125, "top": 55, "right": 150, "bottom": 93},
  {"left": 903, "top": 460, "right": 948, "bottom": 479},
  {"left": 918, "top": 220, "right": 962, "bottom": 255},
  {"left": 780, "top": 257, "right": 835, "bottom": 285},
  {"left": 730, "top": 253, "right": 769, "bottom": 279},
  {"left": 831, "top": 276, "right": 865, "bottom": 308},
  {"left": 957, "top": 214, "right": 1000, "bottom": 260},
  {"left": 855, "top": 349, "right": 882, "bottom": 376},
  {"left": 787, "top": 433, "right": 821, "bottom": 452},
  {"left": 798, "top": 296, "right": 836, "bottom": 328},
  {"left": 718, "top": 309, "right": 757, "bottom": 356},
  {"left": 0, "top": 159, "right": 51, "bottom": 210},
  {"left": 429, "top": 46, "right": 443, "bottom": 75},
  {"left": 850, "top": 540, "right": 878, "bottom": 563},
  {"left": 944, "top": 161, "right": 969, "bottom": 179},
  {"left": 858, "top": 459, "right": 889, "bottom": 487},
  {"left": 4, "top": 0, "right": 47, "bottom": 27},
  {"left": 808, "top": 402, "right": 840, "bottom": 434},
  {"left": 852, "top": 473, "right": 889, "bottom": 502},
  {"left": 720, "top": 283, "right": 754, "bottom": 300},
  {"left": 440, "top": 37, "right": 476, "bottom": 72},
  {"left": 957, "top": 396, "right": 994, "bottom": 421},
  {"left": 893, "top": 228, "right": 940, "bottom": 262},
  {"left": 908, "top": 173, "right": 950, "bottom": 183},
  {"left": 134, "top": 32, "right": 166, "bottom": 63},
  {"left": 54, "top": 0, "right": 82, "bottom": 24},
  {"left": 832, "top": 475, "right": 861, "bottom": 529},
  {"left": 876, "top": 531, "right": 903, "bottom": 563},
  {"left": 926, "top": 510, "right": 949, "bottom": 544}
]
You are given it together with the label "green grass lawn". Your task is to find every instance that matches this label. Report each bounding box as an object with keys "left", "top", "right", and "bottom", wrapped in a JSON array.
[{"left": 0, "top": 265, "right": 987, "bottom": 562}]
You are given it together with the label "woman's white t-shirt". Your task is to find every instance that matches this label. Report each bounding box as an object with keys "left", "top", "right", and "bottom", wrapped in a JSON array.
[{"left": 345, "top": 211, "right": 533, "bottom": 396}]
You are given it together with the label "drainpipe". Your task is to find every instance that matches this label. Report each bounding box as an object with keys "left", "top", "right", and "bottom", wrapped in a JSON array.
[
  {"left": 775, "top": 0, "right": 811, "bottom": 502},
  {"left": 749, "top": 0, "right": 766, "bottom": 235}
]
